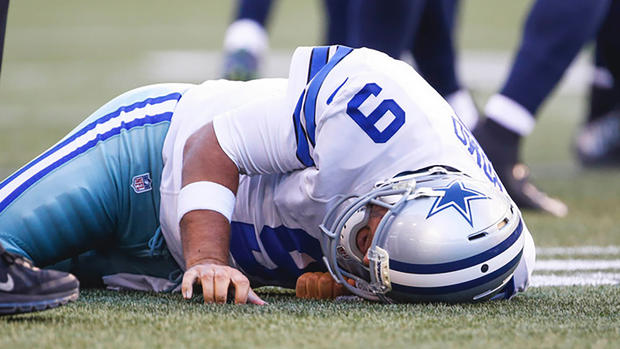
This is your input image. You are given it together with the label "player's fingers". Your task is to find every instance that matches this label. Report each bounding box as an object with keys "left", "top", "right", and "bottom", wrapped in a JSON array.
[
  {"left": 230, "top": 271, "right": 250, "bottom": 304},
  {"left": 200, "top": 268, "right": 215, "bottom": 303},
  {"left": 213, "top": 268, "right": 231, "bottom": 304},
  {"left": 305, "top": 272, "right": 320, "bottom": 299},
  {"left": 346, "top": 277, "right": 356, "bottom": 287},
  {"left": 247, "top": 288, "right": 267, "bottom": 305},
  {"left": 318, "top": 273, "right": 334, "bottom": 299},
  {"left": 296, "top": 274, "right": 308, "bottom": 298},
  {"left": 181, "top": 268, "right": 199, "bottom": 299}
]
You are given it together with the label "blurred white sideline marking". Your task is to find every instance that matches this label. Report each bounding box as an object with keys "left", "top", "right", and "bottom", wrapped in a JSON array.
[
  {"left": 145, "top": 49, "right": 593, "bottom": 95},
  {"left": 537, "top": 246, "right": 620, "bottom": 256},
  {"left": 536, "top": 259, "right": 620, "bottom": 271},
  {"left": 533, "top": 246, "right": 620, "bottom": 286},
  {"left": 531, "top": 272, "right": 620, "bottom": 287}
]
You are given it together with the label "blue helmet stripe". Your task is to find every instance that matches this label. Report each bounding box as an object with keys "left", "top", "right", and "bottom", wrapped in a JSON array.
[
  {"left": 390, "top": 218, "right": 523, "bottom": 274},
  {"left": 0, "top": 92, "right": 182, "bottom": 192},
  {"left": 390, "top": 249, "right": 523, "bottom": 295},
  {"left": 0, "top": 112, "right": 174, "bottom": 212},
  {"left": 303, "top": 45, "right": 353, "bottom": 146}
]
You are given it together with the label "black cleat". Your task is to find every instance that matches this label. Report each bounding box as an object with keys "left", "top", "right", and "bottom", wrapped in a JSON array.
[
  {"left": 496, "top": 163, "right": 568, "bottom": 217},
  {"left": 222, "top": 49, "right": 259, "bottom": 81},
  {"left": 474, "top": 119, "right": 568, "bottom": 217},
  {"left": 0, "top": 245, "right": 79, "bottom": 315},
  {"left": 575, "top": 109, "right": 620, "bottom": 167}
]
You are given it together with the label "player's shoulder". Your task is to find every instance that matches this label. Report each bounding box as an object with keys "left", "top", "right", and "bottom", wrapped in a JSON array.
[
  {"left": 188, "top": 78, "right": 286, "bottom": 100},
  {"left": 286, "top": 46, "right": 408, "bottom": 89},
  {"left": 176, "top": 78, "right": 286, "bottom": 114},
  {"left": 286, "top": 45, "right": 436, "bottom": 108}
]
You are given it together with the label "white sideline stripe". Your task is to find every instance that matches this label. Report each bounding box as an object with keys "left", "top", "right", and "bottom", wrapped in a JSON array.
[
  {"left": 144, "top": 49, "right": 593, "bottom": 94},
  {"left": 0, "top": 100, "right": 178, "bottom": 199},
  {"left": 530, "top": 272, "right": 620, "bottom": 287},
  {"left": 536, "top": 259, "right": 620, "bottom": 271},
  {"left": 537, "top": 246, "right": 620, "bottom": 256}
]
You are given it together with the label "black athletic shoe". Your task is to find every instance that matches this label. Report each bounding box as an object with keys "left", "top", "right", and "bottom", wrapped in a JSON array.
[
  {"left": 474, "top": 119, "right": 568, "bottom": 217},
  {"left": 575, "top": 109, "right": 620, "bottom": 167},
  {"left": 0, "top": 245, "right": 79, "bottom": 315},
  {"left": 496, "top": 163, "right": 568, "bottom": 217},
  {"left": 222, "top": 49, "right": 259, "bottom": 81}
]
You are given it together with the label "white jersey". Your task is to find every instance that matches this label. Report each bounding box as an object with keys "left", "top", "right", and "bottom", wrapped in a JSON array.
[{"left": 159, "top": 46, "right": 527, "bottom": 289}]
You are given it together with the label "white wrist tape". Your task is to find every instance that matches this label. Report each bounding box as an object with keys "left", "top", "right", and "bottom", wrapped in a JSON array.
[{"left": 177, "top": 181, "right": 236, "bottom": 224}]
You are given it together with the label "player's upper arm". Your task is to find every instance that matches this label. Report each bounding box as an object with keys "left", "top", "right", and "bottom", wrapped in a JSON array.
[
  {"left": 212, "top": 92, "right": 302, "bottom": 175},
  {"left": 210, "top": 46, "right": 359, "bottom": 176}
]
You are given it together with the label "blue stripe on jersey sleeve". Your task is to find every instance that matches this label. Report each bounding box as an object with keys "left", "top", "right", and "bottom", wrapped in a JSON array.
[
  {"left": 307, "top": 46, "right": 330, "bottom": 83},
  {"left": 303, "top": 46, "right": 354, "bottom": 146},
  {"left": 292, "top": 91, "right": 315, "bottom": 167}
]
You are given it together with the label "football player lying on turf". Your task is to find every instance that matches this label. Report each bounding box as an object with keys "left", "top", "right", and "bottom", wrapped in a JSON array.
[{"left": 0, "top": 46, "right": 535, "bottom": 304}]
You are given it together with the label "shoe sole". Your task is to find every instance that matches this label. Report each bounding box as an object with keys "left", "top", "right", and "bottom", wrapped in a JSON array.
[{"left": 0, "top": 289, "right": 79, "bottom": 315}]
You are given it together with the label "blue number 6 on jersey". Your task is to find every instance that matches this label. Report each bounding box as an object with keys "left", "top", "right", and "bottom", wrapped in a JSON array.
[{"left": 346, "top": 82, "right": 405, "bottom": 143}]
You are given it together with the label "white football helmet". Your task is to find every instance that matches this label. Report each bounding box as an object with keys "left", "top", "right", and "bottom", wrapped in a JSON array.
[{"left": 320, "top": 167, "right": 525, "bottom": 303}]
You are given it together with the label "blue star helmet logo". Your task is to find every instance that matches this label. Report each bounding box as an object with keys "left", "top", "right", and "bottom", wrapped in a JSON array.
[{"left": 426, "top": 180, "right": 489, "bottom": 226}]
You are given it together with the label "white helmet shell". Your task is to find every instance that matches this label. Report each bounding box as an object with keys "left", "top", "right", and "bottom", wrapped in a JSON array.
[{"left": 320, "top": 167, "right": 525, "bottom": 303}]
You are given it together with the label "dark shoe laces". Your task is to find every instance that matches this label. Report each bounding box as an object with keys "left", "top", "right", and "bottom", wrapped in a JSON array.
[{"left": 1, "top": 250, "right": 37, "bottom": 269}]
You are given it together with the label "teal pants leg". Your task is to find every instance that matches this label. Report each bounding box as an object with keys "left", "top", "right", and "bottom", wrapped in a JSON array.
[{"left": 0, "top": 83, "right": 193, "bottom": 286}]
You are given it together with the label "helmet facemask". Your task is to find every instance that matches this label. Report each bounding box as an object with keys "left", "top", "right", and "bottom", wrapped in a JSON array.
[
  {"left": 320, "top": 167, "right": 524, "bottom": 303},
  {"left": 321, "top": 171, "right": 441, "bottom": 302}
]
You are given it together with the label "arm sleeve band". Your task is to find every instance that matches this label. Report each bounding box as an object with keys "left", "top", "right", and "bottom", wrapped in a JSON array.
[{"left": 177, "top": 181, "right": 236, "bottom": 224}]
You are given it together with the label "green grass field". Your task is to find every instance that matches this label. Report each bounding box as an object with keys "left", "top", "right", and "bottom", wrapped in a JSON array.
[
  {"left": 1, "top": 1, "right": 619, "bottom": 348},
  {"left": 2, "top": 287, "right": 618, "bottom": 349}
]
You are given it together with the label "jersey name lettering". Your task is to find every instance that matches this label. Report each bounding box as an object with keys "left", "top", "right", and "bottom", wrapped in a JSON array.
[{"left": 451, "top": 116, "right": 502, "bottom": 191}]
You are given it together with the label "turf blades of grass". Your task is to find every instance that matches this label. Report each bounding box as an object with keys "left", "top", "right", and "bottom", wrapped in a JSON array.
[{"left": 1, "top": 288, "right": 618, "bottom": 349}]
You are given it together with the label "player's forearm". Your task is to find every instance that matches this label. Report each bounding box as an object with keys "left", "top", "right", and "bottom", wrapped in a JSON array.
[
  {"left": 180, "top": 210, "right": 230, "bottom": 267},
  {"left": 180, "top": 122, "right": 239, "bottom": 268}
]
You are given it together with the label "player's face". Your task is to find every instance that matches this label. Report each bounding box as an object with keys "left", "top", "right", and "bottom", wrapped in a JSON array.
[{"left": 356, "top": 205, "right": 389, "bottom": 266}]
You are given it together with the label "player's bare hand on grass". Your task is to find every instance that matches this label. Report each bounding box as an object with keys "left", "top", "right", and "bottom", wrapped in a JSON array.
[
  {"left": 295, "top": 272, "right": 355, "bottom": 299},
  {"left": 182, "top": 262, "right": 266, "bottom": 305}
]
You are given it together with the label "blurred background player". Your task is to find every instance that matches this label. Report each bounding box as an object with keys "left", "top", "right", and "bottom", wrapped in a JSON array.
[
  {"left": 474, "top": 0, "right": 620, "bottom": 217},
  {"left": 221, "top": 0, "right": 349, "bottom": 81},
  {"left": 222, "top": 0, "right": 478, "bottom": 130},
  {"left": 221, "top": 0, "right": 270, "bottom": 81},
  {"left": 346, "top": 0, "right": 478, "bottom": 130},
  {"left": 0, "top": 0, "right": 80, "bottom": 316},
  {"left": 576, "top": 4, "right": 620, "bottom": 167}
]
